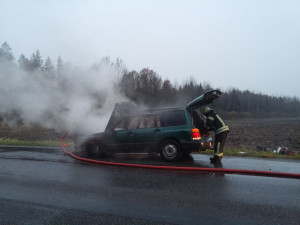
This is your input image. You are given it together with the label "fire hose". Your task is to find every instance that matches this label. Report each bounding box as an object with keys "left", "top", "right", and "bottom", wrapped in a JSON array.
[{"left": 61, "top": 132, "right": 300, "bottom": 179}]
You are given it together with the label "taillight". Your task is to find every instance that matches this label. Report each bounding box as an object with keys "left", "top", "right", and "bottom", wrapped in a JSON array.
[{"left": 192, "top": 128, "right": 201, "bottom": 140}]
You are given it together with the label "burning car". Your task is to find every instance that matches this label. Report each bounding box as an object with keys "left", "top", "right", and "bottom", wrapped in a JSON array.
[{"left": 76, "top": 90, "right": 221, "bottom": 161}]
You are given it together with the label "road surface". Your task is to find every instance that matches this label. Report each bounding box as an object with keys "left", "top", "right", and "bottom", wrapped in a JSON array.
[{"left": 0, "top": 146, "right": 299, "bottom": 225}]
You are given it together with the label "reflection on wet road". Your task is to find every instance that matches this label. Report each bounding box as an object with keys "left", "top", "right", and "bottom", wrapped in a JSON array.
[{"left": 0, "top": 147, "right": 299, "bottom": 225}]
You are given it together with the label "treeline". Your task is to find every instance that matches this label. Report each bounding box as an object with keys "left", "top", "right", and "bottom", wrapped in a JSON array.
[
  {"left": 0, "top": 42, "right": 62, "bottom": 80},
  {"left": 119, "top": 70, "right": 300, "bottom": 118},
  {"left": 1, "top": 41, "right": 300, "bottom": 119}
]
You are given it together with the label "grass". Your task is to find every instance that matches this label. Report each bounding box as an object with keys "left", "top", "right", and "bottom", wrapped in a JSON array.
[
  {"left": 199, "top": 148, "right": 300, "bottom": 160},
  {"left": 0, "top": 138, "right": 299, "bottom": 160},
  {"left": 0, "top": 138, "right": 73, "bottom": 147}
]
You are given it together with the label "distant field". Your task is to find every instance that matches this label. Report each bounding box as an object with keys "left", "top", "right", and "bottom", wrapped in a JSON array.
[{"left": 225, "top": 117, "right": 300, "bottom": 152}]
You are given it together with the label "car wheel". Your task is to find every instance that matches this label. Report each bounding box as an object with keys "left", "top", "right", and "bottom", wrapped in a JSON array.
[
  {"left": 160, "top": 140, "right": 182, "bottom": 162},
  {"left": 85, "top": 142, "right": 104, "bottom": 157}
]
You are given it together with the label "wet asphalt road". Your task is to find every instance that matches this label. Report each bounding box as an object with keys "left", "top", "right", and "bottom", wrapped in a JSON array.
[{"left": 0, "top": 146, "right": 299, "bottom": 225}]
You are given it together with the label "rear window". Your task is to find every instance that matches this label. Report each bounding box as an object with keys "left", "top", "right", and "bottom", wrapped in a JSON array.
[{"left": 160, "top": 110, "right": 187, "bottom": 127}]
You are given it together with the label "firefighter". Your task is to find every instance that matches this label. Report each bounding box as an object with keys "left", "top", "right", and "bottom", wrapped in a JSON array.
[{"left": 202, "top": 106, "right": 229, "bottom": 163}]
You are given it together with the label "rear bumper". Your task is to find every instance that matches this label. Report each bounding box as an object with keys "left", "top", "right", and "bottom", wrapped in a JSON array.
[
  {"left": 180, "top": 138, "right": 213, "bottom": 153},
  {"left": 200, "top": 137, "right": 214, "bottom": 151},
  {"left": 180, "top": 140, "right": 201, "bottom": 153}
]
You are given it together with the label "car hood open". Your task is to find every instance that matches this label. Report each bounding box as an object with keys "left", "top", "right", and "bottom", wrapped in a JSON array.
[
  {"left": 186, "top": 89, "right": 221, "bottom": 110},
  {"left": 105, "top": 102, "right": 138, "bottom": 132}
]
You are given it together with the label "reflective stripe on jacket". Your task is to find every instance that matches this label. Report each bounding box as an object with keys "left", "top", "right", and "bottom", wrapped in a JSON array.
[{"left": 205, "top": 110, "right": 229, "bottom": 134}]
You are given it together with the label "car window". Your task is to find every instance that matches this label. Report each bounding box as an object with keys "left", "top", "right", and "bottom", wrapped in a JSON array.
[
  {"left": 114, "top": 118, "right": 128, "bottom": 130},
  {"left": 128, "top": 116, "right": 139, "bottom": 129},
  {"left": 114, "top": 116, "right": 139, "bottom": 130},
  {"left": 138, "top": 115, "right": 160, "bottom": 129},
  {"left": 160, "top": 110, "right": 186, "bottom": 127}
]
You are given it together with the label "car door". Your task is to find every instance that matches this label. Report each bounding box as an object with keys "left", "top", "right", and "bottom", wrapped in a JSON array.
[
  {"left": 133, "top": 114, "right": 164, "bottom": 152},
  {"left": 105, "top": 116, "right": 139, "bottom": 152}
]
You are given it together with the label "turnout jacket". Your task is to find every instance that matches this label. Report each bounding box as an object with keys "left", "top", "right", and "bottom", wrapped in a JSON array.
[{"left": 204, "top": 109, "right": 229, "bottom": 135}]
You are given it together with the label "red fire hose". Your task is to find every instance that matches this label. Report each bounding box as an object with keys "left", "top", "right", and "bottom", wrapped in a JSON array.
[{"left": 61, "top": 132, "right": 300, "bottom": 179}]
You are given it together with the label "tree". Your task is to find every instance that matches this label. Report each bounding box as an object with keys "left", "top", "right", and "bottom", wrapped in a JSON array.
[
  {"left": 29, "top": 49, "right": 43, "bottom": 70},
  {"left": 56, "top": 56, "right": 63, "bottom": 74},
  {"left": 18, "top": 54, "right": 30, "bottom": 71},
  {"left": 137, "top": 68, "right": 162, "bottom": 105},
  {"left": 115, "top": 57, "right": 127, "bottom": 82},
  {"left": 0, "top": 42, "right": 14, "bottom": 61},
  {"left": 177, "top": 78, "right": 198, "bottom": 105},
  {"left": 120, "top": 71, "right": 137, "bottom": 97},
  {"left": 43, "top": 56, "right": 55, "bottom": 79},
  {"left": 229, "top": 89, "right": 241, "bottom": 111},
  {"left": 160, "top": 79, "right": 176, "bottom": 105},
  {"left": 195, "top": 83, "right": 205, "bottom": 96}
]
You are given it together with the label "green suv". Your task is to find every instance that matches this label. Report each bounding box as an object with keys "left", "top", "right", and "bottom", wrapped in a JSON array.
[{"left": 76, "top": 90, "right": 221, "bottom": 161}]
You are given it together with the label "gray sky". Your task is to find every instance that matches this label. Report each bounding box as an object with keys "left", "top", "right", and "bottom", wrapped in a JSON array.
[{"left": 1, "top": 0, "right": 300, "bottom": 97}]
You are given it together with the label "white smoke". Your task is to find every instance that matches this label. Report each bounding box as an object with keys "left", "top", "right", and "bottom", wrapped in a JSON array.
[{"left": 0, "top": 58, "right": 127, "bottom": 135}]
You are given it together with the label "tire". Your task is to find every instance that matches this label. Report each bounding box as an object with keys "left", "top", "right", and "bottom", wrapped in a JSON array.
[
  {"left": 85, "top": 141, "right": 105, "bottom": 157},
  {"left": 160, "top": 140, "right": 182, "bottom": 162}
]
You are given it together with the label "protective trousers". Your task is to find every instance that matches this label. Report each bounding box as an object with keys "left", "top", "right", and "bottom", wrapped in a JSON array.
[{"left": 214, "top": 130, "right": 229, "bottom": 158}]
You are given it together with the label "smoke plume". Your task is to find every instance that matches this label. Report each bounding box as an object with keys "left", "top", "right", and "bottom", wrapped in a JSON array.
[{"left": 0, "top": 58, "right": 127, "bottom": 135}]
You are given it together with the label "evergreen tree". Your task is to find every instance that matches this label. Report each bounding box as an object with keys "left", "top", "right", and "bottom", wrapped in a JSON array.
[
  {"left": 160, "top": 79, "right": 176, "bottom": 105},
  {"left": 29, "top": 49, "right": 43, "bottom": 70},
  {"left": 18, "top": 54, "right": 30, "bottom": 71},
  {"left": 56, "top": 56, "right": 63, "bottom": 74},
  {"left": 0, "top": 42, "right": 15, "bottom": 61},
  {"left": 43, "top": 56, "right": 55, "bottom": 79}
]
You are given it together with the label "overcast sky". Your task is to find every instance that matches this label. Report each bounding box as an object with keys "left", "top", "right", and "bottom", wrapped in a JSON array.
[{"left": 1, "top": 0, "right": 299, "bottom": 97}]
